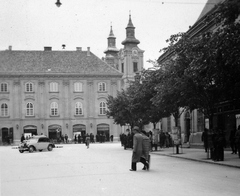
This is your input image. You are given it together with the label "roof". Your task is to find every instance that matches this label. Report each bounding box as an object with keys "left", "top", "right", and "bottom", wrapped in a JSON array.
[
  {"left": 196, "top": 0, "right": 224, "bottom": 21},
  {"left": 0, "top": 49, "right": 122, "bottom": 77}
]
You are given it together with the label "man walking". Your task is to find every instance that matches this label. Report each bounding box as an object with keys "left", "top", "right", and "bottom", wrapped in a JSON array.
[
  {"left": 130, "top": 126, "right": 148, "bottom": 171},
  {"left": 141, "top": 130, "right": 151, "bottom": 170}
]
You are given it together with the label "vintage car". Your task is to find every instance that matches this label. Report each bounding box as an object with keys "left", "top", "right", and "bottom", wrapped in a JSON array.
[{"left": 18, "top": 135, "right": 55, "bottom": 153}]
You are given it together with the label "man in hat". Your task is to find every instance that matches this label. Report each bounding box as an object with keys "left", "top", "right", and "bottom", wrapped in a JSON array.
[{"left": 130, "top": 126, "right": 148, "bottom": 171}]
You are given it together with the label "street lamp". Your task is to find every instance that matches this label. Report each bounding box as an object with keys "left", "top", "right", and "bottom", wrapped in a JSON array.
[{"left": 55, "top": 0, "right": 62, "bottom": 7}]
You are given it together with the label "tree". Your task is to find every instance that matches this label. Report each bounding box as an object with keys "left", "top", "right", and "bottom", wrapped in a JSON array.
[{"left": 156, "top": 0, "right": 240, "bottom": 128}]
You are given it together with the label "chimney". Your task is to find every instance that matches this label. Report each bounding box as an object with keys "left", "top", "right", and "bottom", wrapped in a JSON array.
[
  {"left": 76, "top": 47, "right": 82, "bottom": 51},
  {"left": 8, "top": 46, "right": 12, "bottom": 51},
  {"left": 44, "top": 46, "right": 52, "bottom": 51},
  {"left": 87, "top": 47, "right": 90, "bottom": 56}
]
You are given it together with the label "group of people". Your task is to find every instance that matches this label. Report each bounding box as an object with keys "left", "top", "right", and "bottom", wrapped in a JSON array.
[
  {"left": 129, "top": 126, "right": 151, "bottom": 171},
  {"left": 202, "top": 125, "right": 240, "bottom": 161},
  {"left": 120, "top": 130, "right": 173, "bottom": 152},
  {"left": 74, "top": 133, "right": 95, "bottom": 144}
]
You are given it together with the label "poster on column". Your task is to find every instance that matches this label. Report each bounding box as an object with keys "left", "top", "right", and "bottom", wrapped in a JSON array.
[{"left": 172, "top": 126, "right": 181, "bottom": 145}]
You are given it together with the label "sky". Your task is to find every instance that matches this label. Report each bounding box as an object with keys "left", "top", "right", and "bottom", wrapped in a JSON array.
[{"left": 0, "top": 0, "right": 208, "bottom": 68}]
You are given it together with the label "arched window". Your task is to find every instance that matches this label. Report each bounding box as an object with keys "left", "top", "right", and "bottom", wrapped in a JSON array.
[
  {"left": 50, "top": 82, "right": 58, "bottom": 92},
  {"left": 0, "top": 83, "right": 8, "bottom": 92},
  {"left": 50, "top": 102, "right": 58, "bottom": 116},
  {"left": 26, "top": 102, "right": 34, "bottom": 116},
  {"left": 1, "top": 103, "right": 8, "bottom": 116},
  {"left": 25, "top": 82, "right": 33, "bottom": 92},
  {"left": 98, "top": 82, "right": 106, "bottom": 92},
  {"left": 74, "top": 82, "right": 83, "bottom": 92},
  {"left": 99, "top": 101, "right": 107, "bottom": 115},
  {"left": 75, "top": 102, "right": 83, "bottom": 115}
]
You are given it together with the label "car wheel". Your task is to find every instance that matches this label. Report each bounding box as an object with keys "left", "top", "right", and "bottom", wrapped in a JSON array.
[
  {"left": 48, "top": 145, "right": 53, "bottom": 151},
  {"left": 19, "top": 150, "right": 24, "bottom": 153},
  {"left": 29, "top": 146, "right": 35, "bottom": 153}
]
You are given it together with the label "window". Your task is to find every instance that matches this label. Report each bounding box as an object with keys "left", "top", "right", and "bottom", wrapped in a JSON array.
[
  {"left": 50, "top": 102, "right": 58, "bottom": 116},
  {"left": 26, "top": 102, "right": 34, "bottom": 116},
  {"left": 99, "top": 101, "right": 107, "bottom": 115},
  {"left": 1, "top": 103, "right": 8, "bottom": 116},
  {"left": 0, "top": 83, "right": 8, "bottom": 92},
  {"left": 75, "top": 102, "right": 83, "bottom": 115},
  {"left": 25, "top": 82, "right": 33, "bottom": 92},
  {"left": 98, "top": 82, "right": 106, "bottom": 92},
  {"left": 50, "top": 82, "right": 58, "bottom": 92},
  {"left": 122, "top": 63, "right": 124, "bottom": 73},
  {"left": 133, "top": 62, "right": 138, "bottom": 72},
  {"left": 74, "top": 82, "right": 83, "bottom": 92}
]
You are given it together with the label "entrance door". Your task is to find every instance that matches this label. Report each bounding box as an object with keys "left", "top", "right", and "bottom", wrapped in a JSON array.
[
  {"left": 1, "top": 128, "right": 9, "bottom": 143},
  {"left": 97, "top": 124, "right": 110, "bottom": 142},
  {"left": 24, "top": 125, "right": 37, "bottom": 138}
]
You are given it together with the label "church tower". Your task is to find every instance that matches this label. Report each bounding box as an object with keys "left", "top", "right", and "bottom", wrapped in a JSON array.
[
  {"left": 119, "top": 14, "right": 144, "bottom": 89},
  {"left": 104, "top": 25, "right": 119, "bottom": 69}
]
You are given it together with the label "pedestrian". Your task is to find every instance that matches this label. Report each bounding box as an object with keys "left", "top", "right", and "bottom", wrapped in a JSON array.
[
  {"left": 74, "top": 134, "right": 77, "bottom": 144},
  {"left": 78, "top": 134, "right": 81, "bottom": 143},
  {"left": 65, "top": 134, "right": 68, "bottom": 144},
  {"left": 141, "top": 130, "right": 151, "bottom": 170},
  {"left": 165, "top": 132, "right": 171, "bottom": 148},
  {"left": 159, "top": 131, "right": 166, "bottom": 148},
  {"left": 235, "top": 125, "right": 240, "bottom": 158},
  {"left": 201, "top": 128, "right": 209, "bottom": 153},
  {"left": 229, "top": 128, "right": 237, "bottom": 154},
  {"left": 110, "top": 135, "right": 113, "bottom": 142},
  {"left": 129, "top": 126, "right": 148, "bottom": 171},
  {"left": 214, "top": 129, "right": 226, "bottom": 161},
  {"left": 85, "top": 133, "right": 90, "bottom": 149},
  {"left": 20, "top": 134, "right": 25, "bottom": 143}
]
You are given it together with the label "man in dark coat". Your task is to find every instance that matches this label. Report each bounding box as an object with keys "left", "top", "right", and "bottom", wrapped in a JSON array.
[
  {"left": 20, "top": 134, "right": 25, "bottom": 143},
  {"left": 141, "top": 130, "right": 151, "bottom": 170},
  {"left": 130, "top": 126, "right": 144, "bottom": 171},
  {"left": 201, "top": 128, "right": 208, "bottom": 153}
]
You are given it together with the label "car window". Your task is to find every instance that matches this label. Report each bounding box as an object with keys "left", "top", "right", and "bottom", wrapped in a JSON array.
[{"left": 38, "top": 138, "right": 45, "bottom": 142}]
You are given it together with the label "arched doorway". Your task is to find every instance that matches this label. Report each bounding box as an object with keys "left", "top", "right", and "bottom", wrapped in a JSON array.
[
  {"left": 97, "top": 124, "right": 110, "bottom": 142},
  {"left": 184, "top": 112, "right": 191, "bottom": 142},
  {"left": 48, "top": 125, "right": 62, "bottom": 142},
  {"left": 24, "top": 125, "right": 37, "bottom": 139},
  {"left": 73, "top": 124, "right": 86, "bottom": 136}
]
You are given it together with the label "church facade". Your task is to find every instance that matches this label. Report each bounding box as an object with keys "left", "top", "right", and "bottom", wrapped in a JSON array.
[{"left": 0, "top": 15, "right": 143, "bottom": 144}]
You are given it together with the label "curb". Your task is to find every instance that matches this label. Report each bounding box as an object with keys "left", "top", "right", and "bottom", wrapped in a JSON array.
[{"left": 151, "top": 152, "right": 240, "bottom": 169}]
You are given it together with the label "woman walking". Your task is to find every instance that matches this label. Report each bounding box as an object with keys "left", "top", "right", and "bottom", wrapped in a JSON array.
[{"left": 85, "top": 133, "right": 90, "bottom": 149}]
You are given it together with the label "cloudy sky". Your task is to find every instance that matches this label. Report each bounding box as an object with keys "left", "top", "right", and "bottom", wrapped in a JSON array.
[{"left": 0, "top": 0, "right": 208, "bottom": 68}]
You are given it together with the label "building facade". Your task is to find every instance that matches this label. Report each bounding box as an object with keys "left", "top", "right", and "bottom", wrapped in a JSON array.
[
  {"left": 0, "top": 15, "right": 144, "bottom": 144},
  {"left": 0, "top": 46, "right": 123, "bottom": 144},
  {"left": 104, "top": 15, "right": 144, "bottom": 90},
  {"left": 158, "top": 0, "right": 233, "bottom": 145}
]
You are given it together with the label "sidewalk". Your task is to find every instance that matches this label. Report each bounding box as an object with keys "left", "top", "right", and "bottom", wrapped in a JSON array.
[{"left": 151, "top": 147, "right": 240, "bottom": 169}]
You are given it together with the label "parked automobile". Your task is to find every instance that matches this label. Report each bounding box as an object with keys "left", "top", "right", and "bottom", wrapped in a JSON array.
[{"left": 18, "top": 135, "right": 55, "bottom": 153}]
